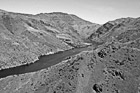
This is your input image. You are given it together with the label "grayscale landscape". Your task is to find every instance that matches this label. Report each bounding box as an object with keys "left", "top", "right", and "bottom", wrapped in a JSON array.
[{"left": 0, "top": 0, "right": 140, "bottom": 93}]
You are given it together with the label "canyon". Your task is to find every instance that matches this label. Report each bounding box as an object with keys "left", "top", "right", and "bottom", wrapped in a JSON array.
[{"left": 0, "top": 9, "right": 140, "bottom": 93}]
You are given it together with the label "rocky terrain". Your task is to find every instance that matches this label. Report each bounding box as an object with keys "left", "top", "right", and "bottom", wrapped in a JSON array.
[
  {"left": 0, "top": 9, "right": 140, "bottom": 93},
  {"left": 0, "top": 9, "right": 99, "bottom": 69}
]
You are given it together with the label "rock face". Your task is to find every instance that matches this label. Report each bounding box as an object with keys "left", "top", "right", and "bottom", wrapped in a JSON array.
[{"left": 0, "top": 9, "right": 140, "bottom": 93}]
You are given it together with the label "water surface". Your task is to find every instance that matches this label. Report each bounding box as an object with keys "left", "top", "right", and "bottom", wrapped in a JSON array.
[{"left": 0, "top": 47, "right": 89, "bottom": 79}]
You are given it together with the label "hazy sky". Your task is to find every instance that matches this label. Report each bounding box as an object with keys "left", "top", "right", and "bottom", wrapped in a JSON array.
[{"left": 0, "top": 0, "right": 140, "bottom": 24}]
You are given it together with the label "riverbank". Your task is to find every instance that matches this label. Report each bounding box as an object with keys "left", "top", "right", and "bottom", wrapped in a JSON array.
[{"left": 0, "top": 46, "right": 90, "bottom": 79}]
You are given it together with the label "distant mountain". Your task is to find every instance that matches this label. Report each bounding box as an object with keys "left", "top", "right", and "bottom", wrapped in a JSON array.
[
  {"left": 0, "top": 9, "right": 99, "bottom": 69},
  {"left": 88, "top": 17, "right": 140, "bottom": 44},
  {"left": 35, "top": 12, "right": 100, "bottom": 41}
]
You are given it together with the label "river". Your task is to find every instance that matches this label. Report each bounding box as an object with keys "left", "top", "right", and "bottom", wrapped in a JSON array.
[{"left": 0, "top": 47, "right": 90, "bottom": 79}]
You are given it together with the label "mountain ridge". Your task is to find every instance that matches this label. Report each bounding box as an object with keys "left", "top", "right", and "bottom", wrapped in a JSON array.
[{"left": 0, "top": 9, "right": 100, "bottom": 69}]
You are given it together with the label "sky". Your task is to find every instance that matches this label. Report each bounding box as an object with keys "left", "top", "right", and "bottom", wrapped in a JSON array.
[{"left": 0, "top": 0, "right": 140, "bottom": 24}]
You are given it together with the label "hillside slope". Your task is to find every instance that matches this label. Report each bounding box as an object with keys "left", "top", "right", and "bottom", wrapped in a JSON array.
[
  {"left": 88, "top": 17, "right": 140, "bottom": 44},
  {"left": 0, "top": 10, "right": 99, "bottom": 69},
  {"left": 1, "top": 10, "right": 140, "bottom": 93}
]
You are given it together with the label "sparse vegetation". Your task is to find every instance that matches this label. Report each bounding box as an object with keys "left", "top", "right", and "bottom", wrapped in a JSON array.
[{"left": 0, "top": 9, "right": 140, "bottom": 93}]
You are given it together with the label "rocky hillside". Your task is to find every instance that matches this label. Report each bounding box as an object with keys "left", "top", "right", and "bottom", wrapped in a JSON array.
[
  {"left": 0, "top": 9, "right": 140, "bottom": 93},
  {"left": 0, "top": 9, "right": 99, "bottom": 69},
  {"left": 88, "top": 17, "right": 140, "bottom": 44},
  {"left": 35, "top": 12, "right": 100, "bottom": 43},
  {"left": 1, "top": 40, "right": 140, "bottom": 93}
]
